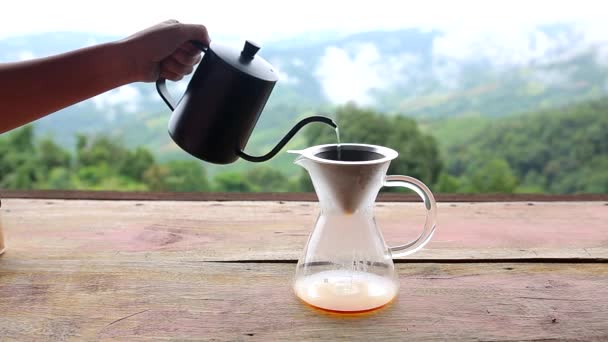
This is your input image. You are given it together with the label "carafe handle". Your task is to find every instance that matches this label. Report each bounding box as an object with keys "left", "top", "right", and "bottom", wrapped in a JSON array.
[{"left": 383, "top": 175, "right": 437, "bottom": 257}]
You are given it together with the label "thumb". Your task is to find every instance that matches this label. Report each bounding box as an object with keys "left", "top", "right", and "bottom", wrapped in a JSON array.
[{"left": 179, "top": 24, "right": 211, "bottom": 46}]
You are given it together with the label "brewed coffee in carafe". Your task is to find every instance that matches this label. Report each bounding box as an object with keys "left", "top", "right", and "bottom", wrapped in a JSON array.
[{"left": 290, "top": 144, "right": 437, "bottom": 313}]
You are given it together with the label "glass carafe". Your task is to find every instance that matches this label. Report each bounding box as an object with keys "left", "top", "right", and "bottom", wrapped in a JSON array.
[{"left": 289, "top": 144, "right": 437, "bottom": 313}]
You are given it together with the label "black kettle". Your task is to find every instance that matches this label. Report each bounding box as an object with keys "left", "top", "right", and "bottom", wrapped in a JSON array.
[{"left": 156, "top": 40, "right": 336, "bottom": 164}]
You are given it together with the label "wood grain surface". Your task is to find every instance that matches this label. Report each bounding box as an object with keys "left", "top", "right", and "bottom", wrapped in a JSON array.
[
  {"left": 1, "top": 199, "right": 606, "bottom": 261},
  {"left": 2, "top": 189, "right": 607, "bottom": 202},
  {"left": 1, "top": 198, "right": 607, "bottom": 341},
  {"left": 0, "top": 261, "right": 606, "bottom": 341}
]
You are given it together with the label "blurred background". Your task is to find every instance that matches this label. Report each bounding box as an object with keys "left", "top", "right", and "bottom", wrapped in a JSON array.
[{"left": 1, "top": 0, "right": 606, "bottom": 194}]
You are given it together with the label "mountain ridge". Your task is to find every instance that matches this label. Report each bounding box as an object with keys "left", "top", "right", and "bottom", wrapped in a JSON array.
[{"left": 1, "top": 24, "right": 606, "bottom": 168}]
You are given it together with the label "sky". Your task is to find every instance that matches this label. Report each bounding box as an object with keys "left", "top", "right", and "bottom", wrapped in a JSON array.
[
  {"left": 1, "top": 0, "right": 606, "bottom": 42},
  {"left": 3, "top": 0, "right": 607, "bottom": 108}
]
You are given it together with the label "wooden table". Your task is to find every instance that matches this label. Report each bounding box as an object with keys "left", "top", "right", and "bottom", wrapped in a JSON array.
[{"left": 1, "top": 193, "right": 607, "bottom": 341}]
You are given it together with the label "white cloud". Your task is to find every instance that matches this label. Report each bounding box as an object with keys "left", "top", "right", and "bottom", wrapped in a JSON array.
[
  {"left": 267, "top": 60, "right": 300, "bottom": 85},
  {"left": 530, "top": 68, "right": 572, "bottom": 87},
  {"left": 292, "top": 58, "right": 304, "bottom": 67},
  {"left": 431, "top": 60, "right": 462, "bottom": 89},
  {"left": 1, "top": 0, "right": 605, "bottom": 45},
  {"left": 594, "top": 44, "right": 608, "bottom": 66},
  {"left": 85, "top": 37, "right": 99, "bottom": 47},
  {"left": 92, "top": 85, "right": 141, "bottom": 119},
  {"left": 276, "top": 69, "right": 299, "bottom": 85},
  {"left": 433, "top": 30, "right": 526, "bottom": 65},
  {"left": 17, "top": 51, "right": 35, "bottom": 61},
  {"left": 315, "top": 44, "right": 384, "bottom": 105},
  {"left": 314, "top": 44, "right": 421, "bottom": 105},
  {"left": 432, "top": 26, "right": 587, "bottom": 67}
]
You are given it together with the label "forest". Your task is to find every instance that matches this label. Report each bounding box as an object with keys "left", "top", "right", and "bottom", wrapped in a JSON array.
[{"left": 0, "top": 98, "right": 606, "bottom": 194}]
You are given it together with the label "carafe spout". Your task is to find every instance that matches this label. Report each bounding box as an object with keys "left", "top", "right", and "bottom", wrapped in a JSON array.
[{"left": 287, "top": 150, "right": 310, "bottom": 169}]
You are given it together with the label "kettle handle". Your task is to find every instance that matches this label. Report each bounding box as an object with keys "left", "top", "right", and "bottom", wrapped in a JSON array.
[
  {"left": 237, "top": 116, "right": 337, "bottom": 162},
  {"left": 155, "top": 41, "right": 208, "bottom": 111},
  {"left": 156, "top": 78, "right": 176, "bottom": 110}
]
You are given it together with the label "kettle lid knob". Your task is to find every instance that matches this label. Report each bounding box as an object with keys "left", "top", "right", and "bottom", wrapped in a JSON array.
[{"left": 240, "top": 40, "right": 260, "bottom": 60}]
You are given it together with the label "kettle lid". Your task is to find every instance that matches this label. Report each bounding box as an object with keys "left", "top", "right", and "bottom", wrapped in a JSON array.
[{"left": 210, "top": 40, "right": 279, "bottom": 82}]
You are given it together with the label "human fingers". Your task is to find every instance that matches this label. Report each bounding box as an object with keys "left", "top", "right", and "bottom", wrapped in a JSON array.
[
  {"left": 160, "top": 56, "right": 194, "bottom": 77},
  {"left": 177, "top": 23, "right": 210, "bottom": 46},
  {"left": 159, "top": 69, "right": 183, "bottom": 81}
]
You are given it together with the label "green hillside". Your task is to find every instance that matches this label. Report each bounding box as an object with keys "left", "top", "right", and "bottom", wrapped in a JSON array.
[
  {"left": 2, "top": 98, "right": 605, "bottom": 194},
  {"left": 428, "top": 98, "right": 608, "bottom": 194},
  {"left": 4, "top": 27, "right": 608, "bottom": 166},
  {"left": 1, "top": 27, "right": 607, "bottom": 193}
]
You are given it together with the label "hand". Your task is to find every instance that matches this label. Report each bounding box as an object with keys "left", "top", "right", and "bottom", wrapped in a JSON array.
[
  {"left": 122, "top": 19, "right": 211, "bottom": 82},
  {"left": 0, "top": 19, "right": 210, "bottom": 133}
]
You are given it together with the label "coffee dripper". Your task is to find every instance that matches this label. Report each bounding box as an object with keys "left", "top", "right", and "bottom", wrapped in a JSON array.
[{"left": 289, "top": 144, "right": 438, "bottom": 313}]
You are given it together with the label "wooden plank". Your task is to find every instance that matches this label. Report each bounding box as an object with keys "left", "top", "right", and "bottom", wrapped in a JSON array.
[
  {"left": 2, "top": 189, "right": 607, "bottom": 202},
  {"left": 1, "top": 199, "right": 606, "bottom": 261},
  {"left": 0, "top": 260, "right": 606, "bottom": 341}
]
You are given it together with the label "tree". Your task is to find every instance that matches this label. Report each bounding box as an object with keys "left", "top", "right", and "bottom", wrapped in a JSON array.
[
  {"left": 435, "top": 173, "right": 462, "bottom": 193},
  {"left": 442, "top": 98, "right": 608, "bottom": 194},
  {"left": 143, "top": 160, "right": 209, "bottom": 192},
  {"left": 581, "top": 156, "right": 608, "bottom": 193},
  {"left": 246, "top": 166, "right": 290, "bottom": 192},
  {"left": 43, "top": 167, "right": 72, "bottom": 189},
  {"left": 213, "top": 172, "right": 255, "bottom": 192},
  {"left": 0, "top": 159, "right": 38, "bottom": 189},
  {"left": 76, "top": 135, "right": 128, "bottom": 168},
  {"left": 37, "top": 138, "right": 71, "bottom": 173},
  {"left": 120, "top": 147, "right": 155, "bottom": 182},
  {"left": 77, "top": 164, "right": 114, "bottom": 186},
  {"left": 0, "top": 126, "right": 40, "bottom": 189},
  {"left": 0, "top": 127, "right": 214, "bottom": 192},
  {"left": 162, "top": 160, "right": 209, "bottom": 192},
  {"left": 143, "top": 165, "right": 169, "bottom": 191},
  {"left": 468, "top": 158, "right": 518, "bottom": 193},
  {"left": 10, "top": 125, "right": 35, "bottom": 152}
]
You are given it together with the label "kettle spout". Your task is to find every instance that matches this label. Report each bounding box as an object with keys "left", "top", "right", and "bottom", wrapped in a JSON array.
[
  {"left": 308, "top": 116, "right": 337, "bottom": 129},
  {"left": 237, "top": 115, "right": 337, "bottom": 162}
]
